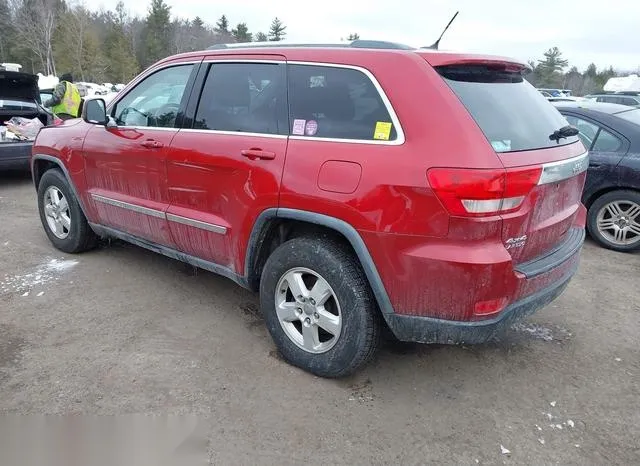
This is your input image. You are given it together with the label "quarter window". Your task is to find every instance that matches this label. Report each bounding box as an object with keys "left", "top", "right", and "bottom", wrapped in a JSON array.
[
  {"left": 287, "top": 64, "right": 397, "bottom": 141},
  {"left": 564, "top": 114, "right": 623, "bottom": 152},
  {"left": 113, "top": 65, "right": 193, "bottom": 128},
  {"left": 194, "top": 63, "right": 287, "bottom": 135},
  {"left": 592, "top": 128, "right": 623, "bottom": 152}
]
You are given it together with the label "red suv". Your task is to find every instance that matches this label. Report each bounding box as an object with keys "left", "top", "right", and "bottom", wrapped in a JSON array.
[{"left": 31, "top": 42, "right": 588, "bottom": 377}]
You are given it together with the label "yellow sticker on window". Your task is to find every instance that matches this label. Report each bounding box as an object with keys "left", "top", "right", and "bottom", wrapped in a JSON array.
[{"left": 373, "top": 121, "right": 392, "bottom": 141}]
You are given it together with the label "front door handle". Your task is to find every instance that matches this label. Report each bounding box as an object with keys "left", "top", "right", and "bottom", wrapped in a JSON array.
[
  {"left": 141, "top": 139, "right": 164, "bottom": 149},
  {"left": 241, "top": 148, "right": 276, "bottom": 160}
]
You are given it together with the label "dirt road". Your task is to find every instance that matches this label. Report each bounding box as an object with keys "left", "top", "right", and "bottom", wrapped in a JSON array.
[{"left": 1, "top": 171, "right": 639, "bottom": 465}]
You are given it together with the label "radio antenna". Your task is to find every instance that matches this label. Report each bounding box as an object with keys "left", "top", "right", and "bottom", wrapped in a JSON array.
[{"left": 424, "top": 11, "right": 459, "bottom": 50}]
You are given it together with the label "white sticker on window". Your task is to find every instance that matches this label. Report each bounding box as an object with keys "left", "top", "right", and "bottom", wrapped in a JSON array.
[
  {"left": 292, "top": 119, "right": 306, "bottom": 135},
  {"left": 491, "top": 140, "right": 512, "bottom": 152}
]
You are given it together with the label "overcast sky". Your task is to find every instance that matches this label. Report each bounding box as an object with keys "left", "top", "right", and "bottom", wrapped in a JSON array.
[{"left": 99, "top": 0, "right": 640, "bottom": 72}]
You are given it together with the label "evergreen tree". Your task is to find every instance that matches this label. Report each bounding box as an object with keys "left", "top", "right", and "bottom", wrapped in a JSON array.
[
  {"left": 346, "top": 33, "right": 360, "bottom": 41},
  {"left": 215, "top": 15, "right": 229, "bottom": 34},
  {"left": 585, "top": 63, "right": 597, "bottom": 78},
  {"left": 143, "top": 0, "right": 172, "bottom": 67},
  {"left": 232, "top": 23, "right": 252, "bottom": 42},
  {"left": 536, "top": 47, "right": 568, "bottom": 87},
  {"left": 254, "top": 32, "right": 268, "bottom": 42},
  {"left": 268, "top": 17, "right": 286, "bottom": 41}
]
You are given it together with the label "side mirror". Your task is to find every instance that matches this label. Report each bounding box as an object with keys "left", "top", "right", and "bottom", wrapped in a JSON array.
[{"left": 82, "top": 98, "right": 108, "bottom": 125}]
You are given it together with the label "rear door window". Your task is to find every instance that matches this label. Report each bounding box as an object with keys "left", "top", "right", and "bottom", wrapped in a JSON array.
[
  {"left": 194, "top": 62, "right": 287, "bottom": 135},
  {"left": 437, "top": 64, "right": 578, "bottom": 152},
  {"left": 564, "top": 114, "right": 623, "bottom": 152},
  {"left": 564, "top": 115, "right": 599, "bottom": 148},
  {"left": 287, "top": 64, "right": 398, "bottom": 142}
]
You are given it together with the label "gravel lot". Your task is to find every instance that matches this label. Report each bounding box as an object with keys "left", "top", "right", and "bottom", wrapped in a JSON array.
[{"left": 1, "top": 170, "right": 639, "bottom": 465}]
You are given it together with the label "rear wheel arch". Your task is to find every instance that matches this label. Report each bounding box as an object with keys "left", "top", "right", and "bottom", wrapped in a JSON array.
[
  {"left": 585, "top": 185, "right": 640, "bottom": 209},
  {"left": 245, "top": 209, "right": 395, "bottom": 317}
]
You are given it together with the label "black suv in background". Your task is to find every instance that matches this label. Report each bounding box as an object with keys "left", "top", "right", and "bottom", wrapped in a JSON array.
[{"left": 0, "top": 71, "right": 53, "bottom": 170}]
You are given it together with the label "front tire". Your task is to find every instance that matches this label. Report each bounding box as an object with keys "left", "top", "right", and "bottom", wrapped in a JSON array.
[
  {"left": 260, "top": 236, "right": 380, "bottom": 377},
  {"left": 587, "top": 190, "right": 640, "bottom": 252},
  {"left": 37, "top": 169, "right": 97, "bottom": 253}
]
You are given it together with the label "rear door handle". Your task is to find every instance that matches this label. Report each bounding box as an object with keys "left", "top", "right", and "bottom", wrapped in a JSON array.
[
  {"left": 241, "top": 149, "right": 276, "bottom": 160},
  {"left": 141, "top": 139, "right": 164, "bottom": 149}
]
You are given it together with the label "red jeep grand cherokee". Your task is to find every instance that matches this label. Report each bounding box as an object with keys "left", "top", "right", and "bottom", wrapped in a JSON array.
[{"left": 31, "top": 41, "right": 588, "bottom": 377}]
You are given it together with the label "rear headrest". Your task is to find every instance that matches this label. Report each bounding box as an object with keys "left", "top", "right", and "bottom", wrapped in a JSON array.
[
  {"left": 292, "top": 83, "right": 355, "bottom": 121},
  {"left": 209, "top": 68, "right": 250, "bottom": 108}
]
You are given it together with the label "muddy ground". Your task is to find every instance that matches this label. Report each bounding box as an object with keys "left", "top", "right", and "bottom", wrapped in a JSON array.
[{"left": 1, "top": 171, "right": 639, "bottom": 465}]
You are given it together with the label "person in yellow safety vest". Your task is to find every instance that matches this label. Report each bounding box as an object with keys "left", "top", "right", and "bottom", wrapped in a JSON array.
[{"left": 44, "top": 73, "right": 81, "bottom": 120}]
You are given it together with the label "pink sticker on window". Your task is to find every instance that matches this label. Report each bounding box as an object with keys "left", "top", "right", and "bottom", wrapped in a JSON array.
[
  {"left": 292, "top": 119, "right": 306, "bottom": 135},
  {"left": 305, "top": 120, "right": 318, "bottom": 136}
]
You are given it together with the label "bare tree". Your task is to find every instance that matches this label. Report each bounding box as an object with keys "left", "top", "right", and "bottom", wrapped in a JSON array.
[
  {"left": 12, "top": 0, "right": 61, "bottom": 75},
  {"left": 61, "top": 5, "right": 92, "bottom": 80}
]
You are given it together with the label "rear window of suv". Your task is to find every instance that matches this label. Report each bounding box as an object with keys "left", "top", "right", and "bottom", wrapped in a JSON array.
[{"left": 437, "top": 65, "right": 578, "bottom": 153}]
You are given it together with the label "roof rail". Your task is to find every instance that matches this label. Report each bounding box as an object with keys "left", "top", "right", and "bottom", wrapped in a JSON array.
[{"left": 207, "top": 40, "right": 413, "bottom": 51}]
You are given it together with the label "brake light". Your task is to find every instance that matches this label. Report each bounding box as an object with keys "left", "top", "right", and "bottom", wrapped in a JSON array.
[{"left": 427, "top": 167, "right": 542, "bottom": 217}]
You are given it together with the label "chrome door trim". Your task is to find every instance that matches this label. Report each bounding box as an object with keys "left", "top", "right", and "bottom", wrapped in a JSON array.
[
  {"left": 166, "top": 213, "right": 227, "bottom": 234},
  {"left": 91, "top": 194, "right": 165, "bottom": 219}
]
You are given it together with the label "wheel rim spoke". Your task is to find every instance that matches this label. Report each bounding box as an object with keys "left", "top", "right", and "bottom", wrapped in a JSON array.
[
  {"left": 310, "top": 278, "right": 332, "bottom": 306},
  {"left": 606, "top": 202, "right": 622, "bottom": 217},
  {"left": 302, "top": 324, "right": 320, "bottom": 351},
  {"left": 316, "top": 309, "right": 340, "bottom": 336},
  {"left": 625, "top": 203, "right": 640, "bottom": 221},
  {"left": 629, "top": 222, "right": 640, "bottom": 236},
  {"left": 614, "top": 227, "right": 626, "bottom": 243},
  {"left": 53, "top": 220, "right": 64, "bottom": 237},
  {"left": 59, "top": 213, "right": 71, "bottom": 230},
  {"left": 58, "top": 196, "right": 69, "bottom": 212},
  {"left": 276, "top": 301, "right": 299, "bottom": 323},
  {"left": 285, "top": 271, "right": 308, "bottom": 300},
  {"left": 597, "top": 218, "right": 616, "bottom": 230}
]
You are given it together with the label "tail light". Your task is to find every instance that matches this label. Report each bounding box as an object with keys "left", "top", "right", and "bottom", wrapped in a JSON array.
[{"left": 427, "top": 167, "right": 542, "bottom": 217}]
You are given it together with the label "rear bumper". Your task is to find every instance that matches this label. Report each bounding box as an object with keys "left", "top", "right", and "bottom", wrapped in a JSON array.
[
  {"left": 385, "top": 265, "right": 576, "bottom": 344},
  {"left": 0, "top": 142, "right": 32, "bottom": 170},
  {"left": 382, "top": 228, "right": 585, "bottom": 344}
]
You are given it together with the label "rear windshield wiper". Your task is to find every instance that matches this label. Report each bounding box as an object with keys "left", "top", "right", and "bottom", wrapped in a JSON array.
[{"left": 549, "top": 125, "right": 579, "bottom": 142}]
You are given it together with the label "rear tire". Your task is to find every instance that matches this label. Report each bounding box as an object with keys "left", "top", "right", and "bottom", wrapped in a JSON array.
[
  {"left": 260, "top": 236, "right": 381, "bottom": 377},
  {"left": 37, "top": 169, "right": 97, "bottom": 253},
  {"left": 587, "top": 190, "right": 640, "bottom": 252}
]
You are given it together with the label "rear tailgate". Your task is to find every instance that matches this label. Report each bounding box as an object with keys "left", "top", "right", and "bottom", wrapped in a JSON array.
[{"left": 427, "top": 57, "right": 587, "bottom": 264}]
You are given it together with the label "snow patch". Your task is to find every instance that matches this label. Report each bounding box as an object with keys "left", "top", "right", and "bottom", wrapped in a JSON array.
[
  {"left": 550, "top": 401, "right": 557, "bottom": 407},
  {"left": 511, "top": 322, "right": 554, "bottom": 341},
  {"left": 500, "top": 445, "right": 511, "bottom": 455},
  {"left": 1, "top": 258, "right": 78, "bottom": 294},
  {"left": 511, "top": 322, "right": 572, "bottom": 341}
]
